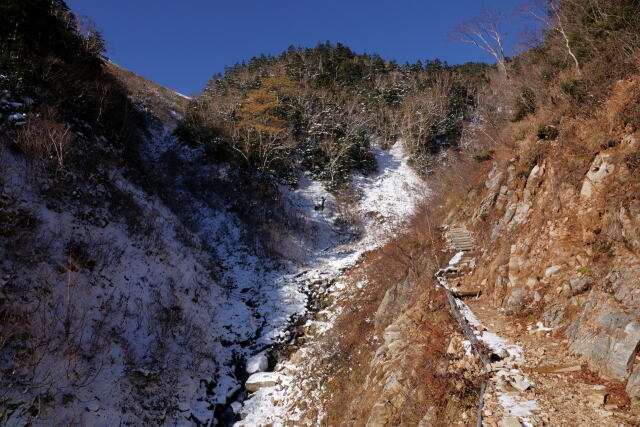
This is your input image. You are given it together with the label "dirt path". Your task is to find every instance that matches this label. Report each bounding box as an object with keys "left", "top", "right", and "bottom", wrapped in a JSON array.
[
  {"left": 467, "top": 299, "right": 637, "bottom": 426},
  {"left": 441, "top": 225, "right": 636, "bottom": 426}
]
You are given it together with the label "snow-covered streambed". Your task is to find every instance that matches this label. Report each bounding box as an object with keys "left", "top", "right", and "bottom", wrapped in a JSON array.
[
  {"left": 139, "top": 127, "right": 428, "bottom": 425},
  {"left": 226, "top": 143, "right": 428, "bottom": 425}
]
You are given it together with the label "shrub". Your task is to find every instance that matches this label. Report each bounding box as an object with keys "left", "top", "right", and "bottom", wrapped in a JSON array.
[
  {"left": 17, "top": 115, "right": 72, "bottom": 168},
  {"left": 511, "top": 87, "right": 536, "bottom": 122},
  {"left": 561, "top": 79, "right": 587, "bottom": 102},
  {"left": 537, "top": 124, "right": 559, "bottom": 141},
  {"left": 473, "top": 150, "right": 495, "bottom": 163},
  {"left": 618, "top": 100, "right": 640, "bottom": 131},
  {"left": 625, "top": 152, "right": 640, "bottom": 171}
]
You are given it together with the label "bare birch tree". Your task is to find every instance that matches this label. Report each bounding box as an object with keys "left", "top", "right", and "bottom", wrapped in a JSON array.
[
  {"left": 450, "top": 9, "right": 509, "bottom": 77},
  {"left": 521, "top": 0, "right": 581, "bottom": 74}
]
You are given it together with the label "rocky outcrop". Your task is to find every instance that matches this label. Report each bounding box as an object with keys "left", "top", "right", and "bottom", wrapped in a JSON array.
[
  {"left": 449, "top": 129, "right": 640, "bottom": 408},
  {"left": 359, "top": 286, "right": 474, "bottom": 426},
  {"left": 568, "top": 299, "right": 640, "bottom": 379}
]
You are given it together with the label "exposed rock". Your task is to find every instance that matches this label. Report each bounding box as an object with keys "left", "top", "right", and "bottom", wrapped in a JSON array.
[
  {"left": 580, "top": 153, "right": 615, "bottom": 199},
  {"left": 542, "top": 306, "right": 565, "bottom": 327},
  {"left": 374, "top": 280, "right": 414, "bottom": 328},
  {"left": 513, "top": 162, "right": 546, "bottom": 225},
  {"left": 506, "top": 289, "right": 527, "bottom": 314},
  {"left": 473, "top": 164, "right": 504, "bottom": 223},
  {"left": 585, "top": 390, "right": 608, "bottom": 405},
  {"left": 569, "top": 300, "right": 640, "bottom": 379},
  {"left": 539, "top": 365, "right": 582, "bottom": 373},
  {"left": 447, "top": 335, "right": 463, "bottom": 356},
  {"left": 509, "top": 376, "right": 532, "bottom": 392},
  {"left": 508, "top": 245, "right": 524, "bottom": 287},
  {"left": 366, "top": 401, "right": 395, "bottom": 427},
  {"left": 569, "top": 277, "right": 591, "bottom": 296},
  {"left": 607, "top": 266, "right": 640, "bottom": 310},
  {"left": 230, "top": 401, "right": 242, "bottom": 414},
  {"left": 416, "top": 407, "right": 438, "bottom": 426},
  {"left": 451, "top": 288, "right": 482, "bottom": 298},
  {"left": 544, "top": 265, "right": 562, "bottom": 278},
  {"left": 499, "top": 416, "right": 522, "bottom": 427},
  {"left": 245, "top": 372, "right": 279, "bottom": 392},
  {"left": 626, "top": 365, "right": 640, "bottom": 408}
]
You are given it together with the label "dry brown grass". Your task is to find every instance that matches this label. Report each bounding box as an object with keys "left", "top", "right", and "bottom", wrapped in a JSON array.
[{"left": 17, "top": 111, "right": 72, "bottom": 169}]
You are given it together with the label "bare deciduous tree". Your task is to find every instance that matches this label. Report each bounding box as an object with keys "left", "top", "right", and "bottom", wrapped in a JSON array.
[
  {"left": 18, "top": 113, "right": 72, "bottom": 169},
  {"left": 450, "top": 9, "right": 509, "bottom": 77},
  {"left": 521, "top": 0, "right": 581, "bottom": 74}
]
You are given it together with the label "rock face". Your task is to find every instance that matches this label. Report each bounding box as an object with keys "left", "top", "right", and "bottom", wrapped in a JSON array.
[
  {"left": 446, "top": 127, "right": 640, "bottom": 409},
  {"left": 627, "top": 365, "right": 640, "bottom": 408},
  {"left": 348, "top": 283, "right": 465, "bottom": 427},
  {"left": 566, "top": 262, "right": 640, "bottom": 380},
  {"left": 580, "top": 153, "right": 615, "bottom": 199},
  {"left": 568, "top": 301, "right": 640, "bottom": 379}
]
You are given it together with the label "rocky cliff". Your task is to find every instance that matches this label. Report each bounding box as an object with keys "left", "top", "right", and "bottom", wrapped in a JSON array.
[{"left": 444, "top": 77, "right": 640, "bottom": 418}]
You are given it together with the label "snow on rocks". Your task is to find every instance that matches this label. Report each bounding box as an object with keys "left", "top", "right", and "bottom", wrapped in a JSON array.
[
  {"left": 351, "top": 141, "right": 428, "bottom": 248},
  {"left": 235, "top": 141, "right": 429, "bottom": 425},
  {"left": 528, "top": 321, "right": 553, "bottom": 333},
  {"left": 245, "top": 372, "right": 280, "bottom": 392},
  {"left": 449, "top": 251, "right": 465, "bottom": 266},
  {"left": 8, "top": 112, "right": 25, "bottom": 121},
  {"left": 497, "top": 392, "right": 539, "bottom": 419},
  {"left": 246, "top": 352, "right": 269, "bottom": 374}
]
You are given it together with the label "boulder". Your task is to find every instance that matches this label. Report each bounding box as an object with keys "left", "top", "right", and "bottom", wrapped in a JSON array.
[
  {"left": 245, "top": 372, "right": 279, "bottom": 392},
  {"left": 246, "top": 352, "right": 269, "bottom": 374},
  {"left": 506, "top": 289, "right": 527, "bottom": 314}
]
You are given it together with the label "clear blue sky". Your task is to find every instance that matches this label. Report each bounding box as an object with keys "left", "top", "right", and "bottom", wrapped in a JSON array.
[{"left": 67, "top": 0, "right": 529, "bottom": 95}]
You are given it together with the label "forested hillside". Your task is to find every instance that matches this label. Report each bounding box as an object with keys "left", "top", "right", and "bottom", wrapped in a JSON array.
[{"left": 178, "top": 44, "right": 488, "bottom": 184}]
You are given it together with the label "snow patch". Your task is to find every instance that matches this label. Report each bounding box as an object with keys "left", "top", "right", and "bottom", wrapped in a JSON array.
[
  {"left": 498, "top": 392, "right": 540, "bottom": 417},
  {"left": 448, "top": 251, "right": 465, "bottom": 266}
]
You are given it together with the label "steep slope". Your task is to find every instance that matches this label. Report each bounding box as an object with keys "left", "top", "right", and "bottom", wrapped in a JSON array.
[
  {"left": 1, "top": 61, "right": 432, "bottom": 425},
  {"left": 433, "top": 77, "right": 640, "bottom": 425}
]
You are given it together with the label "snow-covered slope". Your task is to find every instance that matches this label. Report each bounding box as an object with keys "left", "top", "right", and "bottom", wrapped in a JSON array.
[
  {"left": 227, "top": 141, "right": 427, "bottom": 426},
  {"left": 0, "top": 90, "right": 426, "bottom": 426}
]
